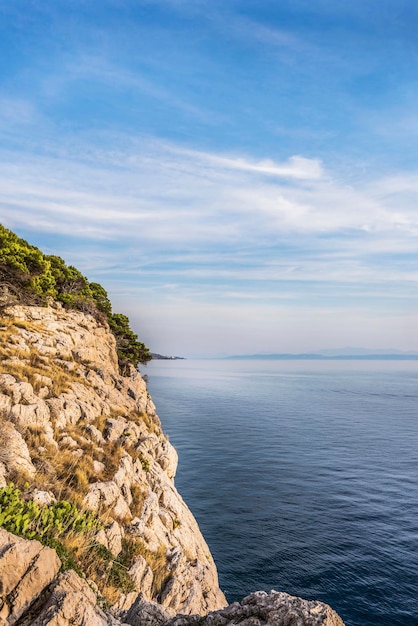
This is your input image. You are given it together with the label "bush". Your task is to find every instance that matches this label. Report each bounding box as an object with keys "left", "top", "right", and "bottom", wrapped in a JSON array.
[
  {"left": 0, "top": 483, "right": 101, "bottom": 540},
  {"left": 0, "top": 224, "right": 151, "bottom": 372},
  {"left": 109, "top": 313, "right": 152, "bottom": 372}
]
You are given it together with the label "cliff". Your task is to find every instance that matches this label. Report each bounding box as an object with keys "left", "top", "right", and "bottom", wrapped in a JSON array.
[{"left": 0, "top": 304, "right": 345, "bottom": 626}]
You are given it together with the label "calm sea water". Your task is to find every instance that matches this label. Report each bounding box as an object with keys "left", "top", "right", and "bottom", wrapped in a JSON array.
[{"left": 144, "top": 359, "right": 418, "bottom": 626}]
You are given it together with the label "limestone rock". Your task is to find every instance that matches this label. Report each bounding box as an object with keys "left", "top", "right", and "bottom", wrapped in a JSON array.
[
  {"left": 0, "top": 528, "right": 61, "bottom": 624},
  {"left": 124, "top": 594, "right": 176, "bottom": 626},
  {"left": 95, "top": 521, "right": 125, "bottom": 557},
  {"left": 83, "top": 481, "right": 121, "bottom": 512},
  {"left": 26, "top": 570, "right": 120, "bottom": 626},
  {"left": 0, "top": 305, "right": 227, "bottom": 615},
  {"left": 128, "top": 556, "right": 154, "bottom": 595},
  {"left": 86, "top": 424, "right": 105, "bottom": 444},
  {"left": 165, "top": 591, "right": 345, "bottom": 626},
  {"left": 0, "top": 462, "right": 7, "bottom": 487},
  {"left": 0, "top": 420, "right": 36, "bottom": 479},
  {"left": 104, "top": 418, "right": 127, "bottom": 442},
  {"left": 31, "top": 489, "right": 56, "bottom": 506}
]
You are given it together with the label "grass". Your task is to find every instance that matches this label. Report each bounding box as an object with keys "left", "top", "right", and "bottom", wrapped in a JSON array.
[
  {"left": 0, "top": 480, "right": 170, "bottom": 606},
  {"left": 0, "top": 312, "right": 174, "bottom": 605},
  {"left": 130, "top": 483, "right": 146, "bottom": 518},
  {"left": 0, "top": 318, "right": 86, "bottom": 397},
  {"left": 140, "top": 541, "right": 170, "bottom": 598}
]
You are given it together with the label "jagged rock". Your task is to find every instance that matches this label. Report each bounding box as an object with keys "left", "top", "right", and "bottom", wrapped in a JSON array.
[
  {"left": 124, "top": 594, "right": 176, "bottom": 626},
  {"left": 104, "top": 418, "right": 128, "bottom": 442},
  {"left": 113, "top": 494, "right": 132, "bottom": 520},
  {"left": 0, "top": 420, "right": 36, "bottom": 479},
  {"left": 0, "top": 528, "right": 61, "bottom": 624},
  {"left": 31, "top": 489, "right": 56, "bottom": 506},
  {"left": 112, "top": 592, "right": 138, "bottom": 617},
  {"left": 60, "top": 435, "right": 79, "bottom": 449},
  {"left": 0, "top": 393, "right": 11, "bottom": 414},
  {"left": 156, "top": 440, "right": 178, "bottom": 479},
  {"left": 86, "top": 424, "right": 105, "bottom": 444},
  {"left": 84, "top": 481, "right": 121, "bottom": 512},
  {"left": 160, "top": 547, "right": 225, "bottom": 615},
  {"left": 136, "top": 489, "right": 159, "bottom": 527},
  {"left": 9, "top": 400, "right": 55, "bottom": 442},
  {"left": 165, "top": 591, "right": 345, "bottom": 626},
  {"left": 128, "top": 556, "right": 154, "bottom": 595},
  {"left": 0, "top": 462, "right": 7, "bottom": 487},
  {"left": 93, "top": 460, "right": 106, "bottom": 474},
  {"left": 96, "top": 521, "right": 125, "bottom": 557},
  {"left": 47, "top": 397, "right": 82, "bottom": 428},
  {"left": 113, "top": 455, "right": 135, "bottom": 498},
  {"left": 22, "top": 570, "right": 121, "bottom": 626},
  {"left": 0, "top": 305, "right": 228, "bottom": 615},
  {"left": 32, "top": 374, "right": 53, "bottom": 389}
]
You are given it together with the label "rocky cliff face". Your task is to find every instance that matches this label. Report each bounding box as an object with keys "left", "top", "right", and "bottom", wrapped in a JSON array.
[{"left": 0, "top": 304, "right": 345, "bottom": 626}]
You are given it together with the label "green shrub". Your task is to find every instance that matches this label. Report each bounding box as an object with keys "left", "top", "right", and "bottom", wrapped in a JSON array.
[
  {"left": 0, "top": 223, "right": 151, "bottom": 372},
  {"left": 0, "top": 483, "right": 101, "bottom": 541}
]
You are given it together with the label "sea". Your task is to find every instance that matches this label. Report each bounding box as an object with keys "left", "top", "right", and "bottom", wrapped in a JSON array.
[{"left": 144, "top": 358, "right": 418, "bottom": 626}]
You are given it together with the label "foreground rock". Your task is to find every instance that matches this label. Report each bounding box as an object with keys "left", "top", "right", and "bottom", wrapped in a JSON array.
[
  {"left": 0, "top": 305, "right": 226, "bottom": 615},
  {"left": 0, "top": 528, "right": 345, "bottom": 625},
  {"left": 0, "top": 528, "right": 121, "bottom": 625},
  {"left": 0, "top": 528, "right": 61, "bottom": 625},
  {"left": 167, "top": 591, "right": 345, "bottom": 626}
]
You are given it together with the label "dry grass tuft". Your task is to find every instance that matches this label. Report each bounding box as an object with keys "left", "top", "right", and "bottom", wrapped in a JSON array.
[
  {"left": 0, "top": 318, "right": 86, "bottom": 397},
  {"left": 130, "top": 483, "right": 146, "bottom": 518}
]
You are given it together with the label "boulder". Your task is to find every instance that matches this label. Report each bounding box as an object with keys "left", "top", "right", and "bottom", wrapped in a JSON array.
[
  {"left": 124, "top": 594, "right": 175, "bottom": 626},
  {"left": 0, "top": 421, "right": 36, "bottom": 479},
  {"left": 128, "top": 556, "right": 154, "bottom": 595},
  {"left": 0, "top": 528, "right": 61, "bottom": 624},
  {"left": 165, "top": 591, "right": 346, "bottom": 626},
  {"left": 95, "top": 521, "right": 125, "bottom": 557},
  {"left": 27, "top": 570, "right": 121, "bottom": 626}
]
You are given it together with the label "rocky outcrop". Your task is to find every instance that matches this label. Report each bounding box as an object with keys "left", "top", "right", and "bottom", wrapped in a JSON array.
[
  {"left": 0, "top": 528, "right": 345, "bottom": 625},
  {"left": 166, "top": 591, "right": 345, "bottom": 626},
  {"left": 0, "top": 304, "right": 346, "bottom": 626},
  {"left": 0, "top": 528, "right": 61, "bottom": 625},
  {"left": 0, "top": 529, "right": 122, "bottom": 626},
  {"left": 0, "top": 304, "right": 226, "bottom": 616}
]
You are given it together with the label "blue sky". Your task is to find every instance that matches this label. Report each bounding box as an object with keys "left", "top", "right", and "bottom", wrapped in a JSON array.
[{"left": 1, "top": 0, "right": 417, "bottom": 356}]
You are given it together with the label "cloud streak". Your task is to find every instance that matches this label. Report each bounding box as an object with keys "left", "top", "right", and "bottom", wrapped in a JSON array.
[{"left": 1, "top": 134, "right": 418, "bottom": 283}]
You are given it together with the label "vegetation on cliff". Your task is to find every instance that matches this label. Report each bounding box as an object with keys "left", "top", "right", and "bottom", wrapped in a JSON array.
[
  {"left": 0, "top": 225, "right": 227, "bottom": 616},
  {"left": 0, "top": 307, "right": 183, "bottom": 608},
  {"left": 0, "top": 224, "right": 151, "bottom": 369}
]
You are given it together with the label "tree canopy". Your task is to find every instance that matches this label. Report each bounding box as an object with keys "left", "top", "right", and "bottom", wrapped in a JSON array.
[{"left": 0, "top": 224, "right": 151, "bottom": 369}]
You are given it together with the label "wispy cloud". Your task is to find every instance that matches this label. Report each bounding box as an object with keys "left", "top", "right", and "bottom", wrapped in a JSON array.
[
  {"left": 167, "top": 147, "right": 324, "bottom": 180},
  {"left": 1, "top": 134, "right": 415, "bottom": 355},
  {"left": 1, "top": 134, "right": 418, "bottom": 282},
  {"left": 230, "top": 16, "right": 309, "bottom": 53}
]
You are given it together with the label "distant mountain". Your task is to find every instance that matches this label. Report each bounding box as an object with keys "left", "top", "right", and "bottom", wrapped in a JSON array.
[
  {"left": 224, "top": 350, "right": 418, "bottom": 360},
  {"left": 317, "top": 347, "right": 418, "bottom": 357},
  {"left": 151, "top": 353, "right": 185, "bottom": 360}
]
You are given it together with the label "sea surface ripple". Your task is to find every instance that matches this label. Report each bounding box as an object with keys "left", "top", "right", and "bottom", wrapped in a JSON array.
[{"left": 146, "top": 359, "right": 418, "bottom": 626}]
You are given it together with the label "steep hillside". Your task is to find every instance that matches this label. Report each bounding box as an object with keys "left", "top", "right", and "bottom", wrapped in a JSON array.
[{"left": 0, "top": 303, "right": 226, "bottom": 620}]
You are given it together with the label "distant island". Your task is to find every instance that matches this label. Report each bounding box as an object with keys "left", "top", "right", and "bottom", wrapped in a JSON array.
[
  {"left": 151, "top": 353, "right": 185, "bottom": 360},
  {"left": 224, "top": 349, "right": 418, "bottom": 361}
]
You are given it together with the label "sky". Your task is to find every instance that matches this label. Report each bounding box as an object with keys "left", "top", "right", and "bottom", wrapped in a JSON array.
[{"left": 0, "top": 0, "right": 417, "bottom": 357}]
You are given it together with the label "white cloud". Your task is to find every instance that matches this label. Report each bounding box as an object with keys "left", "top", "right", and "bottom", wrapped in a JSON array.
[
  {"left": 168, "top": 148, "right": 324, "bottom": 180},
  {"left": 1, "top": 133, "right": 418, "bottom": 304}
]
